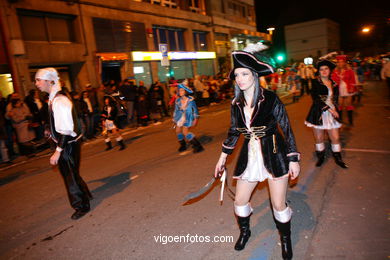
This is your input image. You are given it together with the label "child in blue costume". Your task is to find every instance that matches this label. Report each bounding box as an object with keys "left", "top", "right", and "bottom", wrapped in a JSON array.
[{"left": 173, "top": 83, "right": 204, "bottom": 153}]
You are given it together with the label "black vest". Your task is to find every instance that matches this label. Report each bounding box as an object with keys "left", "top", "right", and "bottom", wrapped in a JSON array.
[{"left": 49, "top": 91, "right": 81, "bottom": 143}]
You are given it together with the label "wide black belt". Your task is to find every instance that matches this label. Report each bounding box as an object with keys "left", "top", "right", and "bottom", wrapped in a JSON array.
[{"left": 236, "top": 126, "right": 276, "bottom": 140}]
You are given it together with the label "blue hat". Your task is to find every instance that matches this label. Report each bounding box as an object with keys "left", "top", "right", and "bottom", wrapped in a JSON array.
[{"left": 178, "top": 84, "right": 193, "bottom": 94}]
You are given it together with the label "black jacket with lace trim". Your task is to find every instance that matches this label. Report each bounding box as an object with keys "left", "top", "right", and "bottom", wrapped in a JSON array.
[{"left": 222, "top": 88, "right": 299, "bottom": 178}]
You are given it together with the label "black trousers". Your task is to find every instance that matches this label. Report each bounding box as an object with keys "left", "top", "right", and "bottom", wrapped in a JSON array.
[
  {"left": 58, "top": 139, "right": 91, "bottom": 211},
  {"left": 300, "top": 79, "right": 309, "bottom": 95}
]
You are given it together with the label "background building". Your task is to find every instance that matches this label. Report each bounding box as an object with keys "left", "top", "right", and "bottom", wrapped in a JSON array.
[
  {"left": 0, "top": 0, "right": 271, "bottom": 97},
  {"left": 284, "top": 18, "right": 340, "bottom": 63}
]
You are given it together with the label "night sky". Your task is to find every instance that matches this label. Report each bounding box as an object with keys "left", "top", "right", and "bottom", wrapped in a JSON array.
[{"left": 255, "top": 0, "right": 389, "bottom": 57}]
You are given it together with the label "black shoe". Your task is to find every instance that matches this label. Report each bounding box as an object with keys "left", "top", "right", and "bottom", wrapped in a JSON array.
[
  {"left": 275, "top": 219, "right": 293, "bottom": 260},
  {"left": 105, "top": 141, "right": 112, "bottom": 151},
  {"left": 332, "top": 152, "right": 348, "bottom": 168},
  {"left": 315, "top": 150, "right": 325, "bottom": 167},
  {"left": 178, "top": 140, "right": 187, "bottom": 152},
  {"left": 71, "top": 208, "right": 90, "bottom": 220},
  {"left": 234, "top": 216, "right": 251, "bottom": 251},
  {"left": 118, "top": 140, "right": 126, "bottom": 150},
  {"left": 189, "top": 138, "right": 204, "bottom": 153}
]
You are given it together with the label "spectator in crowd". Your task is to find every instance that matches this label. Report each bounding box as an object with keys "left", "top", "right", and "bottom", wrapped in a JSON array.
[
  {"left": 193, "top": 75, "right": 205, "bottom": 105},
  {"left": 24, "top": 89, "right": 44, "bottom": 140},
  {"left": 137, "top": 81, "right": 149, "bottom": 126},
  {"left": 119, "top": 79, "right": 137, "bottom": 126},
  {"left": 381, "top": 57, "right": 390, "bottom": 97},
  {"left": 0, "top": 93, "right": 10, "bottom": 163},
  {"left": 80, "top": 91, "right": 95, "bottom": 139},
  {"left": 148, "top": 83, "right": 164, "bottom": 124},
  {"left": 6, "top": 97, "right": 35, "bottom": 154}
]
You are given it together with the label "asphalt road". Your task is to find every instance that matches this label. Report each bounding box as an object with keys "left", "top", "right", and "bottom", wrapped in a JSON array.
[{"left": 1, "top": 81, "right": 389, "bottom": 260}]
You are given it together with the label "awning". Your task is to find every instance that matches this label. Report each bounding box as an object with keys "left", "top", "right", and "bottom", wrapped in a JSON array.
[{"left": 96, "top": 53, "right": 129, "bottom": 61}]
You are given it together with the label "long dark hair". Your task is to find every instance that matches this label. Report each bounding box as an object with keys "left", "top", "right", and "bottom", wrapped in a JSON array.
[{"left": 232, "top": 70, "right": 262, "bottom": 108}]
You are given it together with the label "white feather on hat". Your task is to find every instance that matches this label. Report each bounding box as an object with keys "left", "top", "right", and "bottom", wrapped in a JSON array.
[
  {"left": 243, "top": 43, "right": 268, "bottom": 54},
  {"left": 319, "top": 52, "right": 338, "bottom": 60}
]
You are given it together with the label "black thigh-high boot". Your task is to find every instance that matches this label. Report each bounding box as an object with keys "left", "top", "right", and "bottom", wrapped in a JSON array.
[
  {"left": 189, "top": 138, "right": 204, "bottom": 153},
  {"left": 234, "top": 216, "right": 251, "bottom": 251},
  {"left": 117, "top": 138, "right": 126, "bottom": 150},
  {"left": 332, "top": 152, "right": 348, "bottom": 168},
  {"left": 315, "top": 150, "right": 325, "bottom": 167},
  {"left": 274, "top": 206, "right": 293, "bottom": 260},
  {"left": 105, "top": 140, "right": 112, "bottom": 151},
  {"left": 275, "top": 219, "right": 293, "bottom": 260},
  {"left": 178, "top": 139, "right": 187, "bottom": 152}
]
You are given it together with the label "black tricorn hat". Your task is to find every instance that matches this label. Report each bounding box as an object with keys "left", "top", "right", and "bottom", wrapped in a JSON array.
[
  {"left": 316, "top": 52, "right": 337, "bottom": 71},
  {"left": 316, "top": 59, "right": 336, "bottom": 71},
  {"left": 229, "top": 44, "right": 275, "bottom": 80}
]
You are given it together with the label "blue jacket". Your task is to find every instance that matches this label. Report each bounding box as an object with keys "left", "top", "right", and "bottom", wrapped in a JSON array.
[{"left": 173, "top": 96, "right": 199, "bottom": 127}]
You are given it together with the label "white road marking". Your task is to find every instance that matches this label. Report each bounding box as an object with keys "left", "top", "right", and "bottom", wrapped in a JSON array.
[
  {"left": 130, "top": 175, "right": 139, "bottom": 180},
  {"left": 343, "top": 148, "right": 390, "bottom": 154}
]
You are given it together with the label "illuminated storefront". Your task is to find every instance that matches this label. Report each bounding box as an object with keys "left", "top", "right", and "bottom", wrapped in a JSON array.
[{"left": 132, "top": 51, "right": 216, "bottom": 83}]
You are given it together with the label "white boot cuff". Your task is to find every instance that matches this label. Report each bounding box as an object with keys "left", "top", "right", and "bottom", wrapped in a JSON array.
[
  {"left": 273, "top": 206, "right": 292, "bottom": 223},
  {"left": 331, "top": 143, "right": 341, "bottom": 152},
  {"left": 315, "top": 143, "right": 325, "bottom": 151},
  {"left": 234, "top": 203, "right": 253, "bottom": 217}
]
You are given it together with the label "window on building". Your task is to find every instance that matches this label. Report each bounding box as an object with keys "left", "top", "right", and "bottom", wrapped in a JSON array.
[
  {"left": 220, "top": 0, "right": 225, "bottom": 13},
  {"left": 143, "top": 0, "right": 178, "bottom": 8},
  {"left": 18, "top": 9, "right": 76, "bottom": 42},
  {"left": 227, "top": 1, "right": 246, "bottom": 17},
  {"left": 188, "top": 0, "right": 202, "bottom": 13},
  {"left": 93, "top": 18, "right": 147, "bottom": 52},
  {"left": 153, "top": 26, "right": 185, "bottom": 51},
  {"left": 193, "top": 31, "right": 208, "bottom": 51}
]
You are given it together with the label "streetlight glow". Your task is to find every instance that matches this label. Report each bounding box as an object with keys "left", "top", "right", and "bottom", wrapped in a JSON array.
[
  {"left": 267, "top": 27, "right": 275, "bottom": 35},
  {"left": 362, "top": 27, "right": 370, "bottom": 33}
]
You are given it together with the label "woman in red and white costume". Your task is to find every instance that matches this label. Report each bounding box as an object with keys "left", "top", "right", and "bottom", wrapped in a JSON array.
[{"left": 331, "top": 55, "right": 356, "bottom": 125}]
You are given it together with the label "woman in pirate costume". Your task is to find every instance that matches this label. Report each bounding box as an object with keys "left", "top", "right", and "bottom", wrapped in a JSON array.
[
  {"left": 35, "top": 68, "right": 92, "bottom": 220},
  {"left": 173, "top": 81, "right": 204, "bottom": 153},
  {"left": 214, "top": 44, "right": 300, "bottom": 259},
  {"left": 305, "top": 56, "right": 348, "bottom": 168},
  {"left": 101, "top": 96, "right": 126, "bottom": 151}
]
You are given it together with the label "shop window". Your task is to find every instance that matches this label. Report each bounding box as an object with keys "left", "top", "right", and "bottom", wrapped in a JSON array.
[
  {"left": 153, "top": 26, "right": 185, "bottom": 51},
  {"left": 0, "top": 74, "right": 14, "bottom": 97},
  {"left": 18, "top": 9, "right": 76, "bottom": 42},
  {"left": 134, "top": 62, "right": 152, "bottom": 88},
  {"left": 196, "top": 59, "right": 214, "bottom": 76},
  {"left": 170, "top": 60, "right": 193, "bottom": 80},
  {"left": 193, "top": 31, "right": 208, "bottom": 51},
  {"left": 157, "top": 63, "right": 171, "bottom": 83}
]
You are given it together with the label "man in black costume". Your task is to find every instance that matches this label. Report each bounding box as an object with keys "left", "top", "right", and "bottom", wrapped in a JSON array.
[{"left": 35, "top": 68, "right": 92, "bottom": 220}]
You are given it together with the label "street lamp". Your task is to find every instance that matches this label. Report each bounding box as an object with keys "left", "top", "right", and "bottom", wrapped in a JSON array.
[
  {"left": 267, "top": 27, "right": 275, "bottom": 35},
  {"left": 362, "top": 27, "right": 370, "bottom": 33}
]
